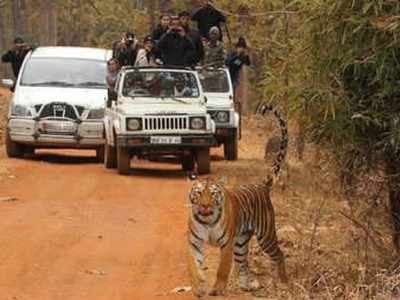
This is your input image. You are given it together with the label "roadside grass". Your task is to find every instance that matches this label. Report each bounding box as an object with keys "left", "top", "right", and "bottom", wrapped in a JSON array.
[{"left": 207, "top": 116, "right": 399, "bottom": 299}]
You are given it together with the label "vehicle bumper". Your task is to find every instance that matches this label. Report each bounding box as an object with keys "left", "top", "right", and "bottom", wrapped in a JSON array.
[
  {"left": 7, "top": 118, "right": 104, "bottom": 148},
  {"left": 116, "top": 134, "right": 216, "bottom": 148}
]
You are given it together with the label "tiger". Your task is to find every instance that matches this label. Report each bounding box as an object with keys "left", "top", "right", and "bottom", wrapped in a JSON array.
[{"left": 187, "top": 104, "right": 288, "bottom": 297}]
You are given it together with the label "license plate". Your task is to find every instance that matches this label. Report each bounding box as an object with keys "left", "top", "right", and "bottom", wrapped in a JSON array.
[
  {"left": 150, "top": 136, "right": 182, "bottom": 144},
  {"left": 40, "top": 121, "right": 77, "bottom": 134}
]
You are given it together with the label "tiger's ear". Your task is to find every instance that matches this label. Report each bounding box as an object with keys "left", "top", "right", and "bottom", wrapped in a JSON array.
[{"left": 217, "top": 176, "right": 228, "bottom": 185}]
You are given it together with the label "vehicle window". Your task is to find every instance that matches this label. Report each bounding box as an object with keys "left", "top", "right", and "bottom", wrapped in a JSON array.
[
  {"left": 20, "top": 58, "right": 107, "bottom": 89},
  {"left": 199, "top": 70, "right": 230, "bottom": 93},
  {"left": 122, "top": 71, "right": 200, "bottom": 98}
]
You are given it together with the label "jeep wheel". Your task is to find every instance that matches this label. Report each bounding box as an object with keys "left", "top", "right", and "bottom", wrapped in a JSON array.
[
  {"left": 182, "top": 153, "right": 195, "bottom": 172},
  {"left": 104, "top": 143, "right": 117, "bottom": 169},
  {"left": 196, "top": 148, "right": 211, "bottom": 175},
  {"left": 5, "top": 129, "right": 25, "bottom": 158},
  {"left": 117, "top": 146, "right": 130, "bottom": 175},
  {"left": 224, "top": 131, "right": 238, "bottom": 161},
  {"left": 96, "top": 146, "right": 105, "bottom": 163}
]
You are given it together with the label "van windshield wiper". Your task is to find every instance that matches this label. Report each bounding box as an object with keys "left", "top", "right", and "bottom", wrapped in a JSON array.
[
  {"left": 75, "top": 81, "right": 106, "bottom": 88},
  {"left": 27, "top": 81, "right": 75, "bottom": 87},
  {"left": 161, "top": 96, "right": 191, "bottom": 105}
]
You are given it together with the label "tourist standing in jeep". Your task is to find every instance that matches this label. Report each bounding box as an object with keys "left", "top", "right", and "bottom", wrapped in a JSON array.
[{"left": 157, "top": 17, "right": 196, "bottom": 66}]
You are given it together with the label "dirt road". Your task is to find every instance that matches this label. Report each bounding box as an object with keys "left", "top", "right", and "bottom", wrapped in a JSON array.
[{"left": 0, "top": 149, "right": 203, "bottom": 300}]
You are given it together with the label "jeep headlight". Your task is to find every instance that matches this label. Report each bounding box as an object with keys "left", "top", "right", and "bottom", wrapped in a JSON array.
[
  {"left": 11, "top": 104, "right": 32, "bottom": 117},
  {"left": 190, "top": 117, "right": 206, "bottom": 130},
  {"left": 126, "top": 118, "right": 142, "bottom": 131},
  {"left": 215, "top": 111, "right": 229, "bottom": 123},
  {"left": 87, "top": 108, "right": 104, "bottom": 119}
]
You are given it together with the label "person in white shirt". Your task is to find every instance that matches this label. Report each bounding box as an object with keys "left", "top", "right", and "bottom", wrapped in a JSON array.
[{"left": 135, "top": 36, "right": 157, "bottom": 67}]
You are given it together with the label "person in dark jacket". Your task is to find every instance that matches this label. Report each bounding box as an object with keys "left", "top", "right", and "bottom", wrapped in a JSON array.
[
  {"left": 152, "top": 14, "right": 171, "bottom": 42},
  {"left": 112, "top": 31, "right": 140, "bottom": 67},
  {"left": 157, "top": 17, "right": 196, "bottom": 67},
  {"left": 1, "top": 37, "right": 32, "bottom": 78},
  {"left": 226, "top": 37, "right": 251, "bottom": 88},
  {"left": 179, "top": 11, "right": 204, "bottom": 64},
  {"left": 192, "top": 0, "right": 226, "bottom": 39}
]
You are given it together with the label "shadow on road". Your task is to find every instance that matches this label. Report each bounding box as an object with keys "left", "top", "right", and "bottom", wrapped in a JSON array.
[{"left": 27, "top": 150, "right": 98, "bottom": 165}]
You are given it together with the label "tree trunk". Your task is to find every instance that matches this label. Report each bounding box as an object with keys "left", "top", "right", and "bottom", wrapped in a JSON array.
[
  {"left": 386, "top": 154, "right": 400, "bottom": 252},
  {"left": 39, "top": 0, "right": 50, "bottom": 45},
  {"left": 148, "top": 0, "right": 157, "bottom": 32},
  {"left": 11, "top": 0, "right": 24, "bottom": 36},
  {"left": 48, "top": 1, "right": 58, "bottom": 45},
  {"left": 0, "top": 3, "right": 5, "bottom": 78},
  {"left": 236, "top": 67, "right": 249, "bottom": 114}
]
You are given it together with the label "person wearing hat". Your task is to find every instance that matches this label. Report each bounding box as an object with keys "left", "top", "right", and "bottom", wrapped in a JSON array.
[
  {"left": 157, "top": 16, "right": 196, "bottom": 67},
  {"left": 226, "top": 37, "right": 251, "bottom": 88},
  {"left": 135, "top": 36, "right": 157, "bottom": 67},
  {"left": 1, "top": 36, "right": 32, "bottom": 79},
  {"left": 203, "top": 26, "right": 226, "bottom": 67},
  {"left": 179, "top": 11, "right": 204, "bottom": 64},
  {"left": 192, "top": 0, "right": 226, "bottom": 40},
  {"left": 112, "top": 31, "right": 140, "bottom": 67}
]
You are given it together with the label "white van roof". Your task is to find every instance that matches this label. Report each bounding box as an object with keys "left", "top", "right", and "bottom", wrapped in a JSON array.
[{"left": 31, "top": 46, "right": 112, "bottom": 61}]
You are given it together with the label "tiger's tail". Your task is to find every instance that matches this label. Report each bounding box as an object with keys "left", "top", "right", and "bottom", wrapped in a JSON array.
[{"left": 258, "top": 104, "right": 289, "bottom": 179}]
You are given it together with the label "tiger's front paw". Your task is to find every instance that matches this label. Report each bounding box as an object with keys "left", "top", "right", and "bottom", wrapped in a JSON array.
[
  {"left": 193, "top": 285, "right": 207, "bottom": 298},
  {"left": 209, "top": 286, "right": 225, "bottom": 296}
]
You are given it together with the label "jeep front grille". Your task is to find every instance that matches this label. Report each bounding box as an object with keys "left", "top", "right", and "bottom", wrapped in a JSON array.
[{"left": 143, "top": 116, "right": 188, "bottom": 131}]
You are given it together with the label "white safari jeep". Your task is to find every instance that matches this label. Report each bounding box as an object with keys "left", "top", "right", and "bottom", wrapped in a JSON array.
[
  {"left": 198, "top": 68, "right": 240, "bottom": 160},
  {"left": 104, "top": 67, "right": 215, "bottom": 175}
]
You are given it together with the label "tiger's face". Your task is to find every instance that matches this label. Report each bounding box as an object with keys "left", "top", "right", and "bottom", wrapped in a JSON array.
[{"left": 189, "top": 179, "right": 225, "bottom": 224}]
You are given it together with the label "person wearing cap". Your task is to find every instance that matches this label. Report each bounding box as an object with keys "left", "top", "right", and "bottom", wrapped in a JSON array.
[
  {"left": 1, "top": 37, "right": 32, "bottom": 79},
  {"left": 152, "top": 15, "right": 171, "bottom": 43},
  {"left": 135, "top": 36, "right": 157, "bottom": 67},
  {"left": 112, "top": 31, "right": 140, "bottom": 67},
  {"left": 179, "top": 11, "right": 204, "bottom": 64},
  {"left": 192, "top": 0, "right": 226, "bottom": 40},
  {"left": 157, "top": 16, "right": 196, "bottom": 67},
  {"left": 226, "top": 37, "right": 251, "bottom": 88},
  {"left": 203, "top": 26, "right": 226, "bottom": 68}
]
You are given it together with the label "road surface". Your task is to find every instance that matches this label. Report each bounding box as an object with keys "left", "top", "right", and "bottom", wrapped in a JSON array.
[{"left": 0, "top": 149, "right": 206, "bottom": 300}]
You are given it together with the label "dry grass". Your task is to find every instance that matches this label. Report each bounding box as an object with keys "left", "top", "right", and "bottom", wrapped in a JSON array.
[{"left": 206, "top": 115, "right": 400, "bottom": 299}]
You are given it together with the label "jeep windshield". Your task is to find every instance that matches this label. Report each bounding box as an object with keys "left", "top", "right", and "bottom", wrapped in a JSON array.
[
  {"left": 20, "top": 58, "right": 107, "bottom": 89},
  {"left": 199, "top": 69, "right": 230, "bottom": 93},
  {"left": 122, "top": 70, "right": 200, "bottom": 99}
]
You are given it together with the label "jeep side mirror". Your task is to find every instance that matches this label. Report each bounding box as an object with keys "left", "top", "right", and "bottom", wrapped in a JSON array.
[
  {"left": 204, "top": 96, "right": 208, "bottom": 103},
  {"left": 2, "top": 79, "right": 14, "bottom": 88}
]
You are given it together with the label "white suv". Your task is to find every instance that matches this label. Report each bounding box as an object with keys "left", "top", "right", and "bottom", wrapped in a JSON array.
[
  {"left": 199, "top": 68, "right": 240, "bottom": 160},
  {"left": 2, "top": 46, "right": 112, "bottom": 160},
  {"left": 104, "top": 67, "right": 215, "bottom": 175}
]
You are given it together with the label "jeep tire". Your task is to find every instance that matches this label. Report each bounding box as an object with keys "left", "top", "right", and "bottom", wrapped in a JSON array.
[
  {"left": 182, "top": 153, "right": 195, "bottom": 172},
  {"left": 104, "top": 142, "right": 117, "bottom": 169},
  {"left": 117, "top": 145, "right": 130, "bottom": 175},
  {"left": 5, "top": 129, "right": 25, "bottom": 158},
  {"left": 224, "top": 131, "right": 238, "bottom": 161},
  {"left": 96, "top": 146, "right": 105, "bottom": 163},
  {"left": 196, "top": 148, "right": 211, "bottom": 175}
]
